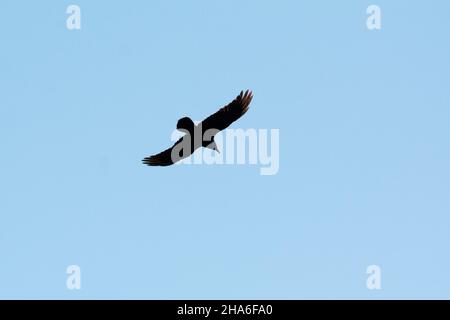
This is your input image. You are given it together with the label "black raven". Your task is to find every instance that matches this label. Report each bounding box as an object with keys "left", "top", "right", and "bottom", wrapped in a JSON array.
[{"left": 142, "top": 90, "right": 253, "bottom": 166}]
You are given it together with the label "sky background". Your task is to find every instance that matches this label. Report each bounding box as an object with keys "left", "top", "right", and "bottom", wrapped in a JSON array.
[{"left": 0, "top": 0, "right": 449, "bottom": 299}]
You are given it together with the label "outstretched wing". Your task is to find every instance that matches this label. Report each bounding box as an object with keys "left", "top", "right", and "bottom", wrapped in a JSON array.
[
  {"left": 142, "top": 138, "right": 185, "bottom": 166},
  {"left": 201, "top": 90, "right": 253, "bottom": 132}
]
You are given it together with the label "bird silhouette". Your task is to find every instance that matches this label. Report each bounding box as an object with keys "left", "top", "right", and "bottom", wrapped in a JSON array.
[{"left": 142, "top": 90, "right": 253, "bottom": 166}]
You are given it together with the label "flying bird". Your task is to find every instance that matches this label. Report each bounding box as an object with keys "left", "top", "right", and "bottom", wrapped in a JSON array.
[{"left": 142, "top": 90, "right": 253, "bottom": 166}]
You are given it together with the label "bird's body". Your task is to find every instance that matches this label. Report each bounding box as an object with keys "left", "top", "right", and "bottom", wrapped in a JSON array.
[{"left": 143, "top": 90, "right": 253, "bottom": 166}]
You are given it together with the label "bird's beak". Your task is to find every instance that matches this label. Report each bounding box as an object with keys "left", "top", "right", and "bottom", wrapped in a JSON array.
[{"left": 215, "top": 147, "right": 220, "bottom": 154}]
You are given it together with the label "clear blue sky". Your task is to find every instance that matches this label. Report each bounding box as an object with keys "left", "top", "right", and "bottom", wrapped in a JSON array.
[{"left": 0, "top": 0, "right": 449, "bottom": 299}]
